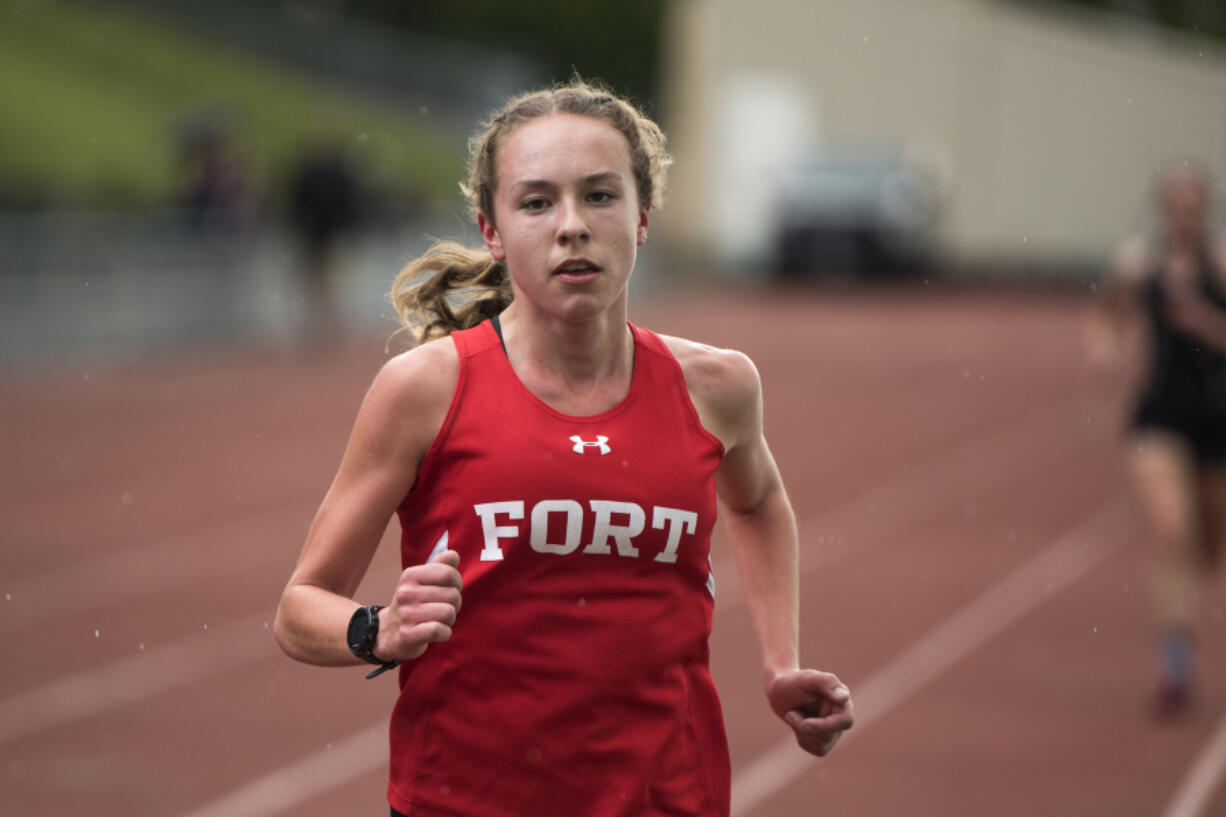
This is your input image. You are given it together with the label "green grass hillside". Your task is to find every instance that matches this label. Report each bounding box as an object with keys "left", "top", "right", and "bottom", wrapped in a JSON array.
[{"left": 0, "top": 0, "right": 462, "bottom": 207}]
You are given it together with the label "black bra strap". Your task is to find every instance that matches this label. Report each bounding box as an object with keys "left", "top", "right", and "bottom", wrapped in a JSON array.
[{"left": 490, "top": 314, "right": 508, "bottom": 355}]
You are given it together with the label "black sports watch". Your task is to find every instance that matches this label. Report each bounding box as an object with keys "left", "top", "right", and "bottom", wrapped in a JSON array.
[{"left": 346, "top": 605, "right": 400, "bottom": 679}]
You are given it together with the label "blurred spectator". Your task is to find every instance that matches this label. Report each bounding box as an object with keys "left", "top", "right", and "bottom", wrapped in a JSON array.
[
  {"left": 1087, "top": 157, "right": 1226, "bottom": 718},
  {"left": 288, "top": 132, "right": 362, "bottom": 341},
  {"left": 173, "top": 109, "right": 254, "bottom": 230}
]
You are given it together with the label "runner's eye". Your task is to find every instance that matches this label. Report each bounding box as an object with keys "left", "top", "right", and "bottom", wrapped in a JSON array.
[
  {"left": 520, "top": 197, "right": 550, "bottom": 212},
  {"left": 588, "top": 191, "right": 615, "bottom": 204}
]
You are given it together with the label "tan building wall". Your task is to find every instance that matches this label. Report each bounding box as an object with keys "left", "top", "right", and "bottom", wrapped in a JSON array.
[{"left": 658, "top": 0, "right": 1226, "bottom": 273}]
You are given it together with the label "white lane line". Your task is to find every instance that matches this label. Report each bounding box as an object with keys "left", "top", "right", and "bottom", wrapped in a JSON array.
[
  {"left": 176, "top": 726, "right": 387, "bottom": 817},
  {"left": 714, "top": 389, "right": 1103, "bottom": 612},
  {"left": 1, "top": 502, "right": 306, "bottom": 634},
  {"left": 797, "top": 394, "right": 1105, "bottom": 574},
  {"left": 1160, "top": 709, "right": 1226, "bottom": 817},
  {"left": 729, "top": 496, "right": 1130, "bottom": 816},
  {"left": 0, "top": 612, "right": 275, "bottom": 745}
]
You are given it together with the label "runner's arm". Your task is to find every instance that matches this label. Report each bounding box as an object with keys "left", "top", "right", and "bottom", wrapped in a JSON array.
[
  {"left": 705, "top": 348, "right": 853, "bottom": 756},
  {"left": 273, "top": 340, "right": 459, "bottom": 667}
]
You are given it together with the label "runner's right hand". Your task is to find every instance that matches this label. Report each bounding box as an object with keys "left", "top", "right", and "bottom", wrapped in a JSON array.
[{"left": 376, "top": 549, "right": 463, "bottom": 661}]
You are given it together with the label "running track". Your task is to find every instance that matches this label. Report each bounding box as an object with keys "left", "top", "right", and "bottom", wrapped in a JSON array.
[{"left": 2, "top": 286, "right": 1224, "bottom": 816}]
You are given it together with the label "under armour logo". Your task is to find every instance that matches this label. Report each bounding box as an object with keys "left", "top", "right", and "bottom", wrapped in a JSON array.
[{"left": 570, "top": 435, "right": 611, "bottom": 455}]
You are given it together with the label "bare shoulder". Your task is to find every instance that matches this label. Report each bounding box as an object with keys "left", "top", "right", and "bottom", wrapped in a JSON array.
[
  {"left": 1110, "top": 234, "right": 1150, "bottom": 286},
  {"left": 1212, "top": 237, "right": 1226, "bottom": 287},
  {"left": 357, "top": 335, "right": 460, "bottom": 457},
  {"left": 658, "top": 334, "right": 761, "bottom": 448},
  {"left": 375, "top": 335, "right": 460, "bottom": 404}
]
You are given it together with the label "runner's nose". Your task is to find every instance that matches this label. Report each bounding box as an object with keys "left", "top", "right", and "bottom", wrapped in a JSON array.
[{"left": 556, "top": 198, "right": 590, "bottom": 244}]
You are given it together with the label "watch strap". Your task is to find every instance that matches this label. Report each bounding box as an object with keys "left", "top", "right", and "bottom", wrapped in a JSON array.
[{"left": 348, "top": 604, "right": 401, "bottom": 679}]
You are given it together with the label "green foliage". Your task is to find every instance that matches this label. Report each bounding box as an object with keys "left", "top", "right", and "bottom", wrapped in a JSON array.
[
  {"left": 0, "top": 0, "right": 462, "bottom": 208},
  {"left": 341, "top": 0, "right": 665, "bottom": 108},
  {"left": 1010, "top": 0, "right": 1226, "bottom": 39}
]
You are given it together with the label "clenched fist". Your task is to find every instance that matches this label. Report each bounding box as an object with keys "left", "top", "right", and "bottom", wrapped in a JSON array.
[
  {"left": 767, "top": 669, "right": 854, "bottom": 757},
  {"left": 375, "top": 549, "right": 464, "bottom": 662}
]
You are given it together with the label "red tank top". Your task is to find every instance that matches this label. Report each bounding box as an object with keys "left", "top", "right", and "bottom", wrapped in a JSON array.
[{"left": 388, "top": 320, "right": 730, "bottom": 817}]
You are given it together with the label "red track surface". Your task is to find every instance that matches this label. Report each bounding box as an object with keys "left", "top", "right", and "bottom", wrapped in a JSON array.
[{"left": 3, "top": 287, "right": 1224, "bottom": 816}]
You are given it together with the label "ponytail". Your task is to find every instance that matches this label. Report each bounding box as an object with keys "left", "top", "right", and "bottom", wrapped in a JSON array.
[{"left": 389, "top": 241, "right": 513, "bottom": 344}]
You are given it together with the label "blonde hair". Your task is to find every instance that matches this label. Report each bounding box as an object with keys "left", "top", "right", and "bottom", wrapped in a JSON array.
[{"left": 389, "top": 78, "right": 671, "bottom": 343}]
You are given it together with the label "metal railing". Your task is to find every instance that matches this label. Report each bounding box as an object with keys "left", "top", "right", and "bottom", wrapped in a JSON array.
[{"left": 0, "top": 209, "right": 468, "bottom": 367}]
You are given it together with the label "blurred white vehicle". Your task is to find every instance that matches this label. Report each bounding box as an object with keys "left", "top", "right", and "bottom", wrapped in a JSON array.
[{"left": 773, "top": 156, "right": 939, "bottom": 279}]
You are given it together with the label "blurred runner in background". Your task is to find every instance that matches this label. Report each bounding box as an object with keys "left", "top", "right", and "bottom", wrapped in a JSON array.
[{"left": 1089, "top": 157, "right": 1226, "bottom": 718}]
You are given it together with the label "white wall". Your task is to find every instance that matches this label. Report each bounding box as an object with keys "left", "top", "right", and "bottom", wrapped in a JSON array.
[{"left": 659, "top": 0, "right": 1226, "bottom": 272}]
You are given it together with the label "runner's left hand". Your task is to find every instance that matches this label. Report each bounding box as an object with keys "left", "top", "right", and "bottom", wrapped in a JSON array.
[{"left": 766, "top": 669, "right": 853, "bottom": 757}]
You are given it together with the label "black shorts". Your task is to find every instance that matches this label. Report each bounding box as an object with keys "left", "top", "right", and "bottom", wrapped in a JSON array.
[{"left": 1131, "top": 400, "right": 1226, "bottom": 464}]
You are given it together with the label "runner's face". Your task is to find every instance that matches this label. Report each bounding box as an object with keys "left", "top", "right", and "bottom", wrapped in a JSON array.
[
  {"left": 479, "top": 113, "right": 649, "bottom": 321},
  {"left": 1160, "top": 175, "right": 1208, "bottom": 245}
]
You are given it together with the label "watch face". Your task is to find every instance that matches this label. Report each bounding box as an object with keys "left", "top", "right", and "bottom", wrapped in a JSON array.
[{"left": 347, "top": 606, "right": 374, "bottom": 651}]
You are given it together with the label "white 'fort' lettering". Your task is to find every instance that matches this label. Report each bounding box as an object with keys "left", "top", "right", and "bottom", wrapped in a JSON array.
[
  {"left": 530, "top": 499, "right": 583, "bottom": 555},
  {"left": 474, "top": 501, "right": 524, "bottom": 562},
  {"left": 472, "top": 499, "right": 697, "bottom": 563},
  {"left": 651, "top": 506, "right": 697, "bottom": 564},
  {"left": 584, "top": 500, "right": 645, "bottom": 557}
]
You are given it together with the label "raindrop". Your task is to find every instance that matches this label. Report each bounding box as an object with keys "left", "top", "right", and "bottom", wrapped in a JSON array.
[
  {"left": 326, "top": 742, "right": 333, "bottom": 750},
  {"left": 120, "top": 492, "right": 134, "bottom": 505},
  {"left": 1093, "top": 627, "right": 1098, "bottom": 634},
  {"left": 577, "top": 598, "right": 587, "bottom": 608},
  {"left": 264, "top": 621, "right": 270, "bottom": 629},
  {"left": 419, "top": 105, "right": 430, "bottom": 115},
  {"left": 139, "top": 642, "right": 145, "bottom": 651},
  {"left": 203, "top": 624, "right": 208, "bottom": 631},
  {"left": 4, "top": 593, "right": 10, "bottom": 602},
  {"left": 94, "top": 629, "right": 100, "bottom": 638}
]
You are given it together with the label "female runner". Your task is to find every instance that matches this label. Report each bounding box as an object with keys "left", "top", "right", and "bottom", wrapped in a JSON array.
[
  {"left": 275, "top": 79, "right": 853, "bottom": 814},
  {"left": 1090, "top": 158, "right": 1226, "bottom": 717}
]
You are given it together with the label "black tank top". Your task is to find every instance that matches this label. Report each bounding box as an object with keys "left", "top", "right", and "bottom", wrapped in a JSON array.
[{"left": 1137, "top": 246, "right": 1226, "bottom": 412}]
